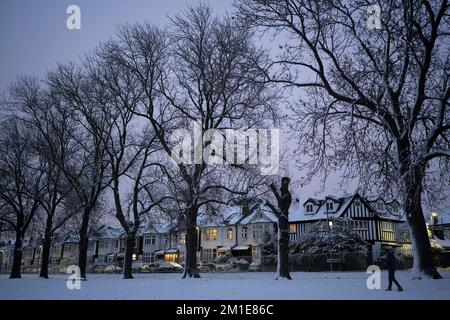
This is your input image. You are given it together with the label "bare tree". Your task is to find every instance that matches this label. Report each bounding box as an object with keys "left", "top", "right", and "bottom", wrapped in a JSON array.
[
  {"left": 0, "top": 118, "right": 44, "bottom": 278},
  {"left": 104, "top": 5, "right": 278, "bottom": 278},
  {"left": 45, "top": 64, "right": 111, "bottom": 279},
  {"left": 5, "top": 76, "right": 80, "bottom": 278},
  {"left": 237, "top": 0, "right": 450, "bottom": 279}
]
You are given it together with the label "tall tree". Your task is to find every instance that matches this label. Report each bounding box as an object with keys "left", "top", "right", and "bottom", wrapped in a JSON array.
[
  {"left": 106, "top": 5, "right": 277, "bottom": 278},
  {"left": 46, "top": 64, "right": 111, "bottom": 279},
  {"left": 6, "top": 76, "right": 79, "bottom": 278},
  {"left": 0, "top": 118, "right": 44, "bottom": 278},
  {"left": 237, "top": 0, "right": 450, "bottom": 278}
]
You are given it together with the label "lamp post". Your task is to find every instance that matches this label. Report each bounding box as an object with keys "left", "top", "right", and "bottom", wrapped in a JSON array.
[
  {"left": 325, "top": 196, "right": 334, "bottom": 271},
  {"left": 430, "top": 212, "right": 439, "bottom": 238}
]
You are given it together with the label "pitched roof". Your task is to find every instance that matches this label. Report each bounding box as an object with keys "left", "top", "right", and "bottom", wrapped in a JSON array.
[{"left": 289, "top": 193, "right": 406, "bottom": 223}]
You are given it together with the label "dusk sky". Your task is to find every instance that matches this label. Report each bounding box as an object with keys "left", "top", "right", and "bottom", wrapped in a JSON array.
[{"left": 1, "top": 0, "right": 446, "bottom": 212}]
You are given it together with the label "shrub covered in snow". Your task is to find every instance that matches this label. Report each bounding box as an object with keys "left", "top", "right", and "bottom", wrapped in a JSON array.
[{"left": 291, "top": 217, "right": 368, "bottom": 254}]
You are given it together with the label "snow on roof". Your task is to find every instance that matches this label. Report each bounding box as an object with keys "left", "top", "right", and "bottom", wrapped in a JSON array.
[
  {"left": 143, "top": 223, "right": 171, "bottom": 234},
  {"left": 223, "top": 205, "right": 243, "bottom": 225},
  {"left": 232, "top": 245, "right": 249, "bottom": 250},
  {"left": 289, "top": 195, "right": 353, "bottom": 222},
  {"left": 197, "top": 211, "right": 227, "bottom": 228},
  {"left": 239, "top": 205, "right": 278, "bottom": 225},
  {"left": 93, "top": 226, "right": 123, "bottom": 239},
  {"left": 433, "top": 213, "right": 450, "bottom": 225},
  {"left": 434, "top": 237, "right": 450, "bottom": 249},
  {"left": 289, "top": 193, "right": 405, "bottom": 223}
]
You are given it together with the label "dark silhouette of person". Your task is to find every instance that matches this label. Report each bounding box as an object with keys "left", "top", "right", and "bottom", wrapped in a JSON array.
[{"left": 385, "top": 247, "right": 403, "bottom": 292}]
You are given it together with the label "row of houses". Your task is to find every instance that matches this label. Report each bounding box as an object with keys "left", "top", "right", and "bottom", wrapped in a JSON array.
[{"left": 1, "top": 193, "right": 449, "bottom": 272}]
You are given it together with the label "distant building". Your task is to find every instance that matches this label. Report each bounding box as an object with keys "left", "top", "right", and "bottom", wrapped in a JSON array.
[{"left": 288, "top": 193, "right": 406, "bottom": 261}]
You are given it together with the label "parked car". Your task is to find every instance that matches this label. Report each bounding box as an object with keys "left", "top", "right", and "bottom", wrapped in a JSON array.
[
  {"left": 104, "top": 264, "right": 122, "bottom": 274},
  {"left": 132, "top": 262, "right": 145, "bottom": 273},
  {"left": 197, "top": 261, "right": 215, "bottom": 272},
  {"left": 150, "top": 261, "right": 183, "bottom": 273},
  {"left": 138, "top": 263, "right": 151, "bottom": 273}
]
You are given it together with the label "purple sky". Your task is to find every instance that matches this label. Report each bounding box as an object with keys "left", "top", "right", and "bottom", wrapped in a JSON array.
[{"left": 0, "top": 1, "right": 447, "bottom": 214}]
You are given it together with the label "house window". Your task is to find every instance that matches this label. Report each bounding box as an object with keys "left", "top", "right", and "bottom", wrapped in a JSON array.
[
  {"left": 382, "top": 221, "right": 394, "bottom": 232},
  {"left": 377, "top": 201, "right": 385, "bottom": 211},
  {"left": 143, "top": 253, "right": 152, "bottom": 263},
  {"left": 227, "top": 228, "right": 233, "bottom": 241},
  {"left": 252, "top": 225, "right": 264, "bottom": 239},
  {"left": 306, "top": 204, "right": 313, "bottom": 213},
  {"left": 144, "top": 235, "right": 156, "bottom": 245},
  {"left": 202, "top": 248, "right": 217, "bottom": 261},
  {"left": 115, "top": 240, "right": 120, "bottom": 250},
  {"left": 252, "top": 246, "right": 261, "bottom": 261},
  {"left": 241, "top": 227, "right": 248, "bottom": 239},
  {"left": 392, "top": 203, "right": 400, "bottom": 213},
  {"left": 179, "top": 251, "right": 185, "bottom": 263},
  {"left": 354, "top": 220, "right": 368, "bottom": 230},
  {"left": 179, "top": 232, "right": 185, "bottom": 244},
  {"left": 204, "top": 228, "right": 217, "bottom": 241},
  {"left": 289, "top": 224, "right": 297, "bottom": 234},
  {"left": 326, "top": 202, "right": 334, "bottom": 211},
  {"left": 354, "top": 200, "right": 361, "bottom": 207}
]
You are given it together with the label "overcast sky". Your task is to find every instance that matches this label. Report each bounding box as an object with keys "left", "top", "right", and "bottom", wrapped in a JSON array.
[{"left": 1, "top": 1, "right": 447, "bottom": 214}]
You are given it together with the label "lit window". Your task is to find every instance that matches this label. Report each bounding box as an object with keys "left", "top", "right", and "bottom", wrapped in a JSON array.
[
  {"left": 289, "top": 224, "right": 297, "bottom": 234},
  {"left": 204, "top": 228, "right": 217, "bottom": 241},
  {"left": 227, "top": 228, "right": 233, "bottom": 240}
]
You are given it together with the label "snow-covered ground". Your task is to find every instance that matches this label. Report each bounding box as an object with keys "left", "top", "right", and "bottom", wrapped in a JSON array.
[{"left": 1, "top": 271, "right": 449, "bottom": 300}]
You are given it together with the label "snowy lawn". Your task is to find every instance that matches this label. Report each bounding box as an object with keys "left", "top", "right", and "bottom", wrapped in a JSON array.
[{"left": 0, "top": 271, "right": 449, "bottom": 300}]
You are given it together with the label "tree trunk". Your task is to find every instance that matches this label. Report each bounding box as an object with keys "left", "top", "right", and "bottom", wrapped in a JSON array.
[
  {"left": 40, "top": 215, "right": 53, "bottom": 278},
  {"left": 123, "top": 233, "right": 136, "bottom": 279},
  {"left": 10, "top": 232, "right": 23, "bottom": 279},
  {"left": 397, "top": 141, "right": 441, "bottom": 279},
  {"left": 274, "top": 177, "right": 292, "bottom": 280},
  {"left": 182, "top": 208, "right": 200, "bottom": 278},
  {"left": 78, "top": 208, "right": 90, "bottom": 279},
  {"left": 404, "top": 177, "right": 442, "bottom": 279},
  {"left": 277, "top": 214, "right": 291, "bottom": 280}
]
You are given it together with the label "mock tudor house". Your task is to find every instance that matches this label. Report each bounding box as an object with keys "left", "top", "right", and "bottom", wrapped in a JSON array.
[{"left": 288, "top": 193, "right": 406, "bottom": 261}]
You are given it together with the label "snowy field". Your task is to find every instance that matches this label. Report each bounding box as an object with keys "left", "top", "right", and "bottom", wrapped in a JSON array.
[{"left": 1, "top": 271, "right": 450, "bottom": 300}]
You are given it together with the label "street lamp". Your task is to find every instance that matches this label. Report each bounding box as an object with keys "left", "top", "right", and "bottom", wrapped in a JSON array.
[
  {"left": 430, "top": 212, "right": 439, "bottom": 239},
  {"left": 325, "top": 196, "right": 334, "bottom": 271}
]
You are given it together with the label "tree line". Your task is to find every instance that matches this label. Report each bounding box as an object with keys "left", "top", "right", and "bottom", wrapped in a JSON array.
[{"left": 1, "top": 1, "right": 449, "bottom": 280}]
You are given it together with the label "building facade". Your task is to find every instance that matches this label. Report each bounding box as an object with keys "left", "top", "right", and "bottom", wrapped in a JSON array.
[{"left": 288, "top": 193, "right": 406, "bottom": 260}]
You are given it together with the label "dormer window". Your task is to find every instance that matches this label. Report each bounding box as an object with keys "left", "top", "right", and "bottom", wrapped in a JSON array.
[
  {"left": 392, "top": 202, "right": 400, "bottom": 213},
  {"left": 306, "top": 204, "right": 314, "bottom": 213},
  {"left": 326, "top": 202, "right": 334, "bottom": 211},
  {"left": 377, "top": 201, "right": 385, "bottom": 211}
]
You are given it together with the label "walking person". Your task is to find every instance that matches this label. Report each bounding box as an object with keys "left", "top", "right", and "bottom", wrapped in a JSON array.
[{"left": 385, "top": 247, "right": 403, "bottom": 292}]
